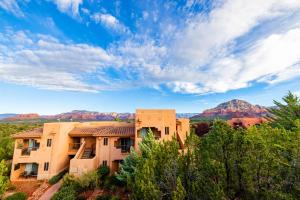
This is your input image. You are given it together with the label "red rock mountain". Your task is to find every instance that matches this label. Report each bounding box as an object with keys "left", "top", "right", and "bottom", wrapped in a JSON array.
[
  {"left": 192, "top": 99, "right": 269, "bottom": 119},
  {"left": 5, "top": 113, "right": 40, "bottom": 121}
]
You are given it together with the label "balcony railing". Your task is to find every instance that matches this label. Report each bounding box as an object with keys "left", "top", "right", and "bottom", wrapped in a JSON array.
[
  {"left": 20, "top": 170, "right": 38, "bottom": 178},
  {"left": 21, "top": 147, "right": 38, "bottom": 156},
  {"left": 116, "top": 145, "right": 131, "bottom": 153}
]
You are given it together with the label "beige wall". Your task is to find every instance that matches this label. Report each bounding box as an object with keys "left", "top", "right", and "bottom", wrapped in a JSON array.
[{"left": 135, "top": 109, "right": 177, "bottom": 149}]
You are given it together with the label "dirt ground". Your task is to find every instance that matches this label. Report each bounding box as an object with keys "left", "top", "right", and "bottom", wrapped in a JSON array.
[{"left": 10, "top": 180, "right": 44, "bottom": 197}]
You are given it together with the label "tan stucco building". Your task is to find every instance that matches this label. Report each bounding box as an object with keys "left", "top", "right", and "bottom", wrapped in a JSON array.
[{"left": 10, "top": 109, "right": 189, "bottom": 181}]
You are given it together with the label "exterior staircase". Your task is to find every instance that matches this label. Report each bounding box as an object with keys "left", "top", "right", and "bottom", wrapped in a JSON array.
[{"left": 81, "top": 148, "right": 92, "bottom": 159}]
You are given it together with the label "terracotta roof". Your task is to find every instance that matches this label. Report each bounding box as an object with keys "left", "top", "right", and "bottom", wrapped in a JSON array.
[
  {"left": 69, "top": 125, "right": 135, "bottom": 137},
  {"left": 12, "top": 128, "right": 43, "bottom": 139}
]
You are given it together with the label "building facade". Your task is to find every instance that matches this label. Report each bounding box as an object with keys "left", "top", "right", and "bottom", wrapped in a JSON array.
[{"left": 10, "top": 109, "right": 189, "bottom": 181}]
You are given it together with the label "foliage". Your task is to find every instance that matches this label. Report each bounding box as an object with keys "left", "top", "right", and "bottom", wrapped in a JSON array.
[
  {"left": 77, "top": 170, "right": 98, "bottom": 189},
  {"left": 51, "top": 185, "right": 77, "bottom": 200},
  {"left": 96, "top": 195, "right": 120, "bottom": 200},
  {"left": 0, "top": 160, "right": 9, "bottom": 196},
  {"left": 118, "top": 117, "right": 300, "bottom": 200},
  {"left": 48, "top": 169, "right": 68, "bottom": 185},
  {"left": 97, "top": 165, "right": 110, "bottom": 181},
  {"left": 4, "top": 192, "right": 27, "bottom": 200},
  {"left": 268, "top": 91, "right": 300, "bottom": 130}
]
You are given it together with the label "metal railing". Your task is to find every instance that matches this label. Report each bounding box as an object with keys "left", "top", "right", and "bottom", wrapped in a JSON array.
[
  {"left": 116, "top": 145, "right": 131, "bottom": 153},
  {"left": 20, "top": 171, "right": 38, "bottom": 178},
  {"left": 21, "top": 147, "right": 38, "bottom": 156}
]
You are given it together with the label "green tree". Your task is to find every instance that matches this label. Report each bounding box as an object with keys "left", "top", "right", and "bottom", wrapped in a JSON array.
[
  {"left": 0, "top": 160, "right": 9, "bottom": 196},
  {"left": 268, "top": 91, "right": 300, "bottom": 130},
  {"left": 171, "top": 178, "right": 186, "bottom": 200}
]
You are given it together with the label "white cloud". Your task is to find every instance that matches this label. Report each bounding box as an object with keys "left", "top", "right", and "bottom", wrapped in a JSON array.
[
  {"left": 2, "top": 0, "right": 300, "bottom": 95},
  {"left": 113, "top": 0, "right": 300, "bottom": 94},
  {"left": 53, "top": 0, "right": 82, "bottom": 15},
  {"left": 92, "top": 13, "right": 128, "bottom": 33},
  {"left": 0, "top": 0, "right": 24, "bottom": 17},
  {"left": 0, "top": 30, "right": 114, "bottom": 92}
]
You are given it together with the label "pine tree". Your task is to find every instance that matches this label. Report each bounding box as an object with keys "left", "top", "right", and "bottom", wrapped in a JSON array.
[
  {"left": 0, "top": 160, "right": 9, "bottom": 196},
  {"left": 268, "top": 91, "right": 300, "bottom": 130}
]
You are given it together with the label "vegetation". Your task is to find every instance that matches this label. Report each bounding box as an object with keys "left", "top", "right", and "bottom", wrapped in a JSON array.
[
  {"left": 48, "top": 169, "right": 68, "bottom": 185},
  {"left": 268, "top": 91, "right": 300, "bottom": 130},
  {"left": 117, "top": 92, "right": 300, "bottom": 200},
  {"left": 0, "top": 160, "right": 9, "bottom": 196},
  {"left": 4, "top": 192, "right": 27, "bottom": 200}
]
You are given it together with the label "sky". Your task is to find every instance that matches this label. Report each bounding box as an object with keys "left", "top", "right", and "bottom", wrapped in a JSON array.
[{"left": 0, "top": 0, "right": 300, "bottom": 114}]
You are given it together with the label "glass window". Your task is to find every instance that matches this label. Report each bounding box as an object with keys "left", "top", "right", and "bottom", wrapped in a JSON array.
[
  {"left": 44, "top": 162, "right": 49, "bottom": 171},
  {"left": 165, "top": 127, "right": 170, "bottom": 135},
  {"left": 102, "top": 160, "right": 107, "bottom": 166},
  {"left": 103, "top": 138, "right": 108, "bottom": 146},
  {"left": 47, "top": 139, "right": 52, "bottom": 147}
]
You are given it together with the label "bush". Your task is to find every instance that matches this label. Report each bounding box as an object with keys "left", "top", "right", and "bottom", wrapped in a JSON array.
[
  {"left": 97, "top": 165, "right": 110, "bottom": 181},
  {"left": 51, "top": 185, "right": 77, "bottom": 200},
  {"left": 96, "top": 195, "right": 112, "bottom": 200},
  {"left": 77, "top": 171, "right": 98, "bottom": 189},
  {"left": 5, "top": 192, "right": 27, "bottom": 200},
  {"left": 49, "top": 169, "right": 68, "bottom": 185},
  {"left": 96, "top": 195, "right": 120, "bottom": 200},
  {"left": 62, "top": 173, "right": 82, "bottom": 193}
]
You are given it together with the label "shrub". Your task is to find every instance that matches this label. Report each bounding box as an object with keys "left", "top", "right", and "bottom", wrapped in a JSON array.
[
  {"left": 49, "top": 169, "right": 68, "bottom": 185},
  {"left": 96, "top": 195, "right": 112, "bottom": 200},
  {"left": 77, "top": 171, "right": 98, "bottom": 189},
  {"left": 96, "top": 195, "right": 120, "bottom": 200},
  {"left": 51, "top": 185, "right": 77, "bottom": 200},
  {"left": 97, "top": 165, "right": 110, "bottom": 181},
  {"left": 5, "top": 192, "right": 27, "bottom": 200}
]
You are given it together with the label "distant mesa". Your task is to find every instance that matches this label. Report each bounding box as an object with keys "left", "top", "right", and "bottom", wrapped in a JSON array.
[
  {"left": 4, "top": 113, "right": 40, "bottom": 121},
  {"left": 191, "top": 99, "right": 269, "bottom": 120}
]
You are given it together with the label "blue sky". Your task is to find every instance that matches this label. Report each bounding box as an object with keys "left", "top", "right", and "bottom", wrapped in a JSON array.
[{"left": 0, "top": 0, "right": 300, "bottom": 114}]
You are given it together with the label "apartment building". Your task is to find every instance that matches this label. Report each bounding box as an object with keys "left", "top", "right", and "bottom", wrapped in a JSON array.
[{"left": 10, "top": 109, "right": 189, "bottom": 181}]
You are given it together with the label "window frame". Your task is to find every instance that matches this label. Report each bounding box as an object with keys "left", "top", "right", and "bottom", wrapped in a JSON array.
[
  {"left": 46, "top": 139, "right": 52, "bottom": 147},
  {"left": 103, "top": 138, "right": 108, "bottom": 146},
  {"left": 102, "top": 160, "right": 107, "bottom": 166},
  {"left": 44, "top": 162, "right": 49, "bottom": 171},
  {"left": 165, "top": 127, "right": 170, "bottom": 135}
]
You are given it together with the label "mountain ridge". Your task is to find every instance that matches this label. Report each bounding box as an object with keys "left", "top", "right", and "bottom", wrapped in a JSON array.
[{"left": 191, "top": 99, "right": 269, "bottom": 119}]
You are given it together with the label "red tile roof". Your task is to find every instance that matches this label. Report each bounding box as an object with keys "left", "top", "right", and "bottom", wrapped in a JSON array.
[
  {"left": 69, "top": 125, "right": 135, "bottom": 137},
  {"left": 12, "top": 128, "right": 43, "bottom": 139}
]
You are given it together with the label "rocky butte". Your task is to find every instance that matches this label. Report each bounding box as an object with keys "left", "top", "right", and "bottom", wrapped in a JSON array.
[{"left": 191, "top": 99, "right": 269, "bottom": 119}]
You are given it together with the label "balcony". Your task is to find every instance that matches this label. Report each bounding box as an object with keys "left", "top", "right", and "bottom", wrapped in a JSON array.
[
  {"left": 21, "top": 147, "right": 39, "bottom": 156},
  {"left": 116, "top": 145, "right": 131, "bottom": 153},
  {"left": 68, "top": 143, "right": 81, "bottom": 155}
]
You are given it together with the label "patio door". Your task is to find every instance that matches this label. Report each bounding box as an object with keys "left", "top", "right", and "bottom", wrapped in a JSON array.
[{"left": 25, "top": 163, "right": 32, "bottom": 173}]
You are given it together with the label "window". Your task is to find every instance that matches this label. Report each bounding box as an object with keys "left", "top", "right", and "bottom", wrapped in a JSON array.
[
  {"left": 103, "top": 138, "right": 108, "bottom": 146},
  {"left": 165, "top": 127, "right": 170, "bottom": 135},
  {"left": 44, "top": 162, "right": 49, "bottom": 171},
  {"left": 102, "top": 160, "right": 107, "bottom": 166},
  {"left": 47, "top": 139, "right": 52, "bottom": 147},
  {"left": 14, "top": 163, "right": 20, "bottom": 170},
  {"left": 117, "top": 138, "right": 131, "bottom": 153}
]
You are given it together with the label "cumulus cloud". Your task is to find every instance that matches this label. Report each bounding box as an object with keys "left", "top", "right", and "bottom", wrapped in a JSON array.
[
  {"left": 53, "top": 0, "right": 82, "bottom": 15},
  {"left": 92, "top": 13, "right": 128, "bottom": 33},
  {"left": 0, "top": 30, "right": 114, "bottom": 92},
  {"left": 114, "top": 0, "right": 300, "bottom": 94},
  {"left": 0, "top": 0, "right": 24, "bottom": 17},
  {"left": 1, "top": 0, "right": 300, "bottom": 94}
]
